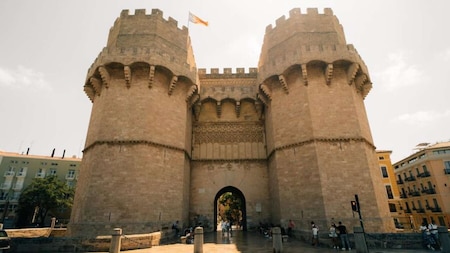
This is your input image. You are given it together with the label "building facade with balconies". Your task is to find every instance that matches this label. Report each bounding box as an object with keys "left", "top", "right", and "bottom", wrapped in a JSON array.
[
  {"left": 392, "top": 142, "right": 450, "bottom": 230},
  {"left": 0, "top": 151, "right": 80, "bottom": 228},
  {"left": 376, "top": 150, "right": 406, "bottom": 229}
]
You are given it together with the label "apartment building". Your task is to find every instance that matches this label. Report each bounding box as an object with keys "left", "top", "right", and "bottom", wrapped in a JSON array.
[
  {"left": 392, "top": 142, "right": 450, "bottom": 230},
  {"left": 376, "top": 150, "right": 405, "bottom": 229},
  {"left": 0, "top": 150, "right": 80, "bottom": 228}
]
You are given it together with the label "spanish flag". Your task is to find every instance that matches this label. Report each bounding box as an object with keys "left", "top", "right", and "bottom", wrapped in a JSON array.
[{"left": 189, "top": 12, "right": 208, "bottom": 26}]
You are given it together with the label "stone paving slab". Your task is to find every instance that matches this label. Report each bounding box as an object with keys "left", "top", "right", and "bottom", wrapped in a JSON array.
[{"left": 105, "top": 231, "right": 434, "bottom": 253}]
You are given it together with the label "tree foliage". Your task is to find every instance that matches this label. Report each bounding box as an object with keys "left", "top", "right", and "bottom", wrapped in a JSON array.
[
  {"left": 16, "top": 176, "right": 74, "bottom": 227},
  {"left": 218, "top": 192, "right": 242, "bottom": 224}
]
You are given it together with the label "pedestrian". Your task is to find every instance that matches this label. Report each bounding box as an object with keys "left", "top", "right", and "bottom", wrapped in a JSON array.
[
  {"left": 288, "top": 219, "right": 295, "bottom": 237},
  {"left": 420, "top": 221, "right": 435, "bottom": 250},
  {"left": 172, "top": 220, "right": 180, "bottom": 237},
  {"left": 337, "top": 221, "right": 351, "bottom": 250},
  {"left": 428, "top": 220, "right": 441, "bottom": 250},
  {"left": 311, "top": 221, "right": 319, "bottom": 246},
  {"left": 329, "top": 223, "right": 339, "bottom": 249}
]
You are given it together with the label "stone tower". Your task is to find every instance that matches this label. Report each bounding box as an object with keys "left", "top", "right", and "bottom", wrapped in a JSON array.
[
  {"left": 69, "top": 8, "right": 394, "bottom": 237},
  {"left": 68, "top": 9, "right": 198, "bottom": 236},
  {"left": 257, "top": 8, "right": 392, "bottom": 232}
]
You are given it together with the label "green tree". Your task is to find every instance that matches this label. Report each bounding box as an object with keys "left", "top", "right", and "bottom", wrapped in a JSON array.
[
  {"left": 218, "top": 192, "right": 242, "bottom": 225},
  {"left": 16, "top": 176, "right": 74, "bottom": 227}
]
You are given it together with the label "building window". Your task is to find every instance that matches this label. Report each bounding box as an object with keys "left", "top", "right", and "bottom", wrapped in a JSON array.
[
  {"left": 444, "top": 161, "right": 450, "bottom": 174},
  {"left": 385, "top": 185, "right": 394, "bottom": 199},
  {"left": 379, "top": 156, "right": 385, "bottom": 160},
  {"left": 381, "top": 166, "right": 388, "bottom": 178},
  {"left": 388, "top": 203, "right": 397, "bottom": 212},
  {"left": 49, "top": 169, "right": 57, "bottom": 176}
]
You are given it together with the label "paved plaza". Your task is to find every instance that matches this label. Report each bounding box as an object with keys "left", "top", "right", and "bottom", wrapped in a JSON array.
[{"left": 116, "top": 231, "right": 434, "bottom": 253}]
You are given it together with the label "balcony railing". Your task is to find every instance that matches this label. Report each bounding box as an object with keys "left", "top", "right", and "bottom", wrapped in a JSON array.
[
  {"left": 409, "top": 191, "right": 421, "bottom": 197},
  {"left": 396, "top": 179, "right": 404, "bottom": 185},
  {"left": 3, "top": 171, "right": 15, "bottom": 177},
  {"left": 400, "top": 193, "right": 407, "bottom": 198},
  {"left": 404, "top": 175, "right": 416, "bottom": 182},
  {"left": 421, "top": 188, "right": 436, "bottom": 194},
  {"left": 416, "top": 208, "right": 426, "bottom": 213},
  {"left": 405, "top": 208, "right": 412, "bottom": 213},
  {"left": 431, "top": 207, "right": 442, "bottom": 213},
  {"left": 35, "top": 172, "right": 45, "bottom": 178},
  {"left": 417, "top": 171, "right": 430, "bottom": 178},
  {"left": 16, "top": 171, "right": 27, "bottom": 177}
]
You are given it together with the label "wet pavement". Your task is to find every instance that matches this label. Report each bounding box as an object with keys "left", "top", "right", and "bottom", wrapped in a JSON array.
[{"left": 115, "top": 230, "right": 434, "bottom": 253}]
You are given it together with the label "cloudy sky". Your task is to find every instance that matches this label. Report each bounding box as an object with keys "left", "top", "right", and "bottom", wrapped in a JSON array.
[{"left": 0, "top": 0, "right": 449, "bottom": 163}]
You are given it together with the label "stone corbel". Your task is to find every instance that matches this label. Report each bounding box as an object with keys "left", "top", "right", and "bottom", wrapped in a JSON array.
[
  {"left": 257, "top": 93, "right": 269, "bottom": 107},
  {"left": 148, "top": 65, "right": 155, "bottom": 88},
  {"left": 84, "top": 85, "right": 95, "bottom": 102},
  {"left": 168, "top": 75, "right": 178, "bottom": 95},
  {"left": 260, "top": 83, "right": 272, "bottom": 100},
  {"left": 216, "top": 101, "right": 222, "bottom": 118},
  {"left": 347, "top": 63, "right": 359, "bottom": 85},
  {"left": 193, "top": 102, "right": 201, "bottom": 121},
  {"left": 124, "top": 66, "right": 131, "bottom": 88},
  {"left": 186, "top": 84, "right": 197, "bottom": 102},
  {"left": 278, "top": 75, "right": 289, "bottom": 94},
  {"left": 90, "top": 77, "right": 102, "bottom": 96},
  {"left": 301, "top": 64, "right": 308, "bottom": 86},
  {"left": 98, "top": 66, "right": 110, "bottom": 88},
  {"left": 325, "top": 63, "right": 333, "bottom": 85},
  {"left": 235, "top": 101, "right": 241, "bottom": 118}
]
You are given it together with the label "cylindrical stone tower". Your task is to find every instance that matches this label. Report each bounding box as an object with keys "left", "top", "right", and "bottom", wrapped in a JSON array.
[
  {"left": 68, "top": 9, "right": 198, "bottom": 237},
  {"left": 257, "top": 8, "right": 394, "bottom": 232}
]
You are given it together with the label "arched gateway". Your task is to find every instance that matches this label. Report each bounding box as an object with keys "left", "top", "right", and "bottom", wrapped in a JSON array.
[
  {"left": 214, "top": 186, "right": 247, "bottom": 232},
  {"left": 68, "top": 8, "right": 395, "bottom": 238}
]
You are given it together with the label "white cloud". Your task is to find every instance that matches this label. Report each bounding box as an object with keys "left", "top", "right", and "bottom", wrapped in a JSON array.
[
  {"left": 442, "top": 48, "right": 450, "bottom": 62},
  {"left": 395, "top": 110, "right": 450, "bottom": 126},
  {"left": 374, "top": 51, "right": 423, "bottom": 92},
  {"left": 0, "top": 65, "right": 52, "bottom": 91}
]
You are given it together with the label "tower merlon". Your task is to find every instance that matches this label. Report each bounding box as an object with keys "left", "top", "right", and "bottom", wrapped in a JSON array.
[{"left": 197, "top": 68, "right": 258, "bottom": 77}]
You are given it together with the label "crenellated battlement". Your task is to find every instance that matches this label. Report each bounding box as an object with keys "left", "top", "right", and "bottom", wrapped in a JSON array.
[
  {"left": 116, "top": 9, "right": 188, "bottom": 33},
  {"left": 265, "top": 8, "right": 335, "bottom": 35},
  {"left": 198, "top": 68, "right": 258, "bottom": 77}
]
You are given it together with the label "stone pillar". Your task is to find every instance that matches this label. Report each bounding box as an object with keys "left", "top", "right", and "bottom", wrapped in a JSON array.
[
  {"left": 438, "top": 226, "right": 450, "bottom": 253},
  {"left": 51, "top": 217, "right": 56, "bottom": 229},
  {"left": 194, "top": 227, "right": 204, "bottom": 253},
  {"left": 272, "top": 227, "right": 283, "bottom": 253},
  {"left": 109, "top": 228, "right": 122, "bottom": 253},
  {"left": 353, "top": 227, "right": 369, "bottom": 253}
]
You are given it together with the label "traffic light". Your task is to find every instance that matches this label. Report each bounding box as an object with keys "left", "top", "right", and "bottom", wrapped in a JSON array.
[{"left": 351, "top": 200, "right": 358, "bottom": 212}]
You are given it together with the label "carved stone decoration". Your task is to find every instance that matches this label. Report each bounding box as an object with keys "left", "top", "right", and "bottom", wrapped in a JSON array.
[
  {"left": 193, "top": 122, "right": 264, "bottom": 144},
  {"left": 168, "top": 75, "right": 178, "bottom": 95},
  {"left": 124, "top": 65, "right": 131, "bottom": 88},
  {"left": 257, "top": 93, "right": 269, "bottom": 107},
  {"left": 278, "top": 75, "right": 289, "bottom": 94},
  {"left": 216, "top": 101, "right": 222, "bottom": 118},
  {"left": 148, "top": 65, "right": 155, "bottom": 88},
  {"left": 186, "top": 84, "right": 197, "bottom": 102},
  {"left": 235, "top": 101, "right": 241, "bottom": 118},
  {"left": 301, "top": 64, "right": 308, "bottom": 86},
  {"left": 325, "top": 63, "right": 333, "bottom": 85},
  {"left": 355, "top": 74, "right": 368, "bottom": 91},
  {"left": 347, "top": 62, "right": 359, "bottom": 85},
  {"left": 98, "top": 66, "right": 110, "bottom": 88},
  {"left": 90, "top": 77, "right": 102, "bottom": 96}
]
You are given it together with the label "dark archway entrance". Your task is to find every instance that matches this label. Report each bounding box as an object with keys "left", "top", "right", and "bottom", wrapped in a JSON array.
[{"left": 213, "top": 186, "right": 247, "bottom": 231}]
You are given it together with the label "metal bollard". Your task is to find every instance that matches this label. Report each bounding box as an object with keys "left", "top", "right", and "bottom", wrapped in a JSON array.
[
  {"left": 272, "top": 227, "right": 283, "bottom": 253},
  {"left": 109, "top": 228, "right": 122, "bottom": 253},
  {"left": 438, "top": 226, "right": 450, "bottom": 253},
  {"left": 194, "top": 227, "right": 204, "bottom": 253}
]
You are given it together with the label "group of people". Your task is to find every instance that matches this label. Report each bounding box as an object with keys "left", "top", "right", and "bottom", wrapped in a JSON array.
[
  {"left": 309, "top": 221, "right": 351, "bottom": 250},
  {"left": 420, "top": 220, "right": 441, "bottom": 251}
]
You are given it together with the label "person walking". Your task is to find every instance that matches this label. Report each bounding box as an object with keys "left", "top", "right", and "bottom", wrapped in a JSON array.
[
  {"left": 329, "top": 223, "right": 339, "bottom": 249},
  {"left": 337, "top": 221, "right": 351, "bottom": 251},
  {"left": 311, "top": 221, "right": 319, "bottom": 247},
  {"left": 288, "top": 219, "right": 295, "bottom": 237}
]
